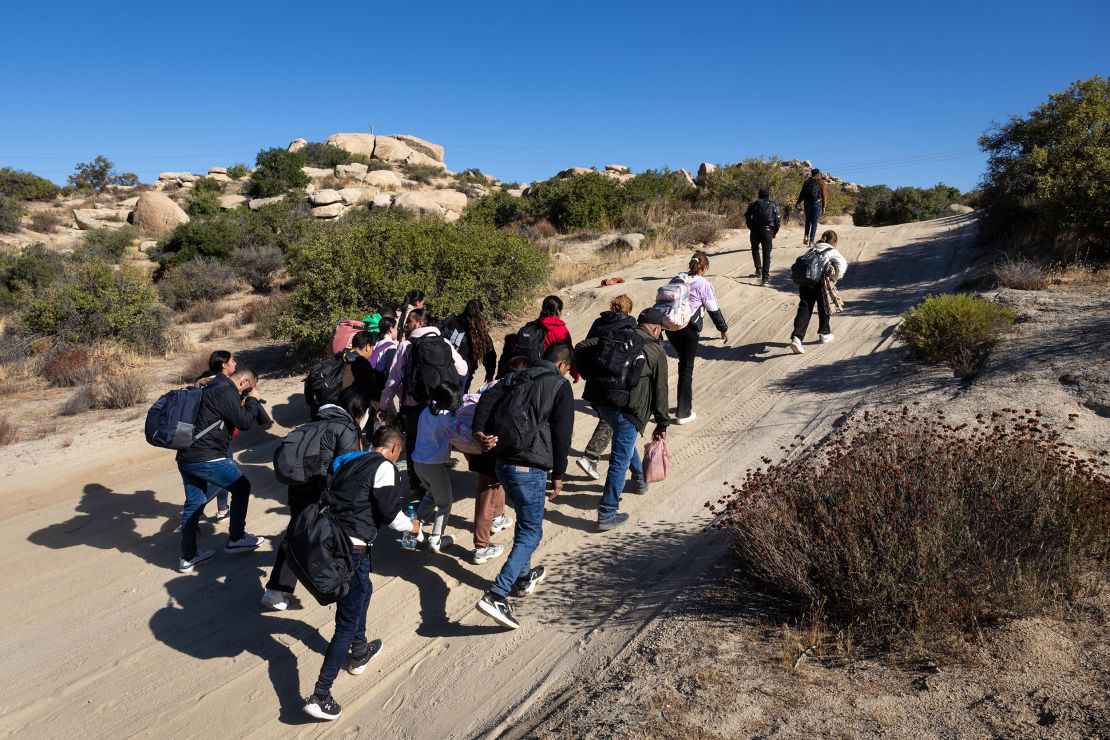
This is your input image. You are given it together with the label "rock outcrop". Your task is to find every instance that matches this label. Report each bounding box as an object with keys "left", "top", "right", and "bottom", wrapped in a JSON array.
[
  {"left": 323, "top": 133, "right": 444, "bottom": 167},
  {"left": 131, "top": 192, "right": 188, "bottom": 236},
  {"left": 287, "top": 138, "right": 308, "bottom": 153},
  {"left": 695, "top": 162, "right": 717, "bottom": 185}
]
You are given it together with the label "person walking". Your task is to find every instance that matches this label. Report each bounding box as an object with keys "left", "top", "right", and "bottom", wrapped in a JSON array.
[
  {"left": 502, "top": 296, "right": 581, "bottom": 382},
  {"left": 411, "top": 383, "right": 462, "bottom": 552},
  {"left": 367, "top": 316, "right": 399, "bottom": 413},
  {"left": 175, "top": 366, "right": 268, "bottom": 572},
  {"left": 301, "top": 425, "right": 420, "bottom": 722},
  {"left": 472, "top": 344, "right": 575, "bottom": 630},
  {"left": 789, "top": 230, "right": 848, "bottom": 354},
  {"left": 304, "top": 332, "right": 374, "bottom": 419},
  {"left": 745, "top": 188, "right": 781, "bottom": 286},
  {"left": 440, "top": 299, "right": 497, "bottom": 392},
  {"left": 191, "top": 350, "right": 238, "bottom": 521},
  {"left": 576, "top": 308, "right": 670, "bottom": 531},
  {"left": 795, "top": 168, "right": 828, "bottom": 247},
  {"left": 576, "top": 294, "right": 635, "bottom": 481},
  {"left": 261, "top": 387, "right": 369, "bottom": 611},
  {"left": 396, "top": 289, "right": 426, "bottom": 337},
  {"left": 664, "top": 252, "right": 729, "bottom": 426}
]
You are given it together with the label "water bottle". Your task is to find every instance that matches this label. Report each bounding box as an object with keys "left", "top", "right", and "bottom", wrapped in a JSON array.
[{"left": 401, "top": 505, "right": 418, "bottom": 549}]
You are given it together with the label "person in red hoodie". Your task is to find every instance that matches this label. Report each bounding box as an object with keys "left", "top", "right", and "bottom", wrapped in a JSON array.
[
  {"left": 537, "top": 295, "right": 580, "bottom": 382},
  {"left": 499, "top": 295, "right": 581, "bottom": 382}
]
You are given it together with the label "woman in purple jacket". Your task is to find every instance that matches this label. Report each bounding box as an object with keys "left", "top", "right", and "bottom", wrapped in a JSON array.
[{"left": 665, "top": 252, "right": 729, "bottom": 425}]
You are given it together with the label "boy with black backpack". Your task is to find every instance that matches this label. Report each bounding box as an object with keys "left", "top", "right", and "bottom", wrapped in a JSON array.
[
  {"left": 745, "top": 188, "right": 781, "bottom": 286},
  {"left": 789, "top": 230, "right": 848, "bottom": 354},
  {"left": 305, "top": 332, "right": 375, "bottom": 419}
]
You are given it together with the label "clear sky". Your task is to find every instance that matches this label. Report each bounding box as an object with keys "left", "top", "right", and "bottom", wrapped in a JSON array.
[{"left": 2, "top": 1, "right": 1106, "bottom": 192}]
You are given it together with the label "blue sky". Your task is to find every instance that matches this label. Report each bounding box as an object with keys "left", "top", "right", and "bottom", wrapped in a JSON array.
[{"left": 1, "top": 1, "right": 1106, "bottom": 191}]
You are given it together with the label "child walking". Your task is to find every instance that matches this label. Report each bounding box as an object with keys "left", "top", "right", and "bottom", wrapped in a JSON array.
[{"left": 412, "top": 383, "right": 462, "bottom": 552}]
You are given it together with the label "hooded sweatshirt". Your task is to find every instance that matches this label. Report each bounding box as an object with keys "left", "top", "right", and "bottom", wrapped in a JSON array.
[
  {"left": 539, "top": 315, "right": 580, "bottom": 381},
  {"left": 380, "top": 326, "right": 468, "bottom": 410}
]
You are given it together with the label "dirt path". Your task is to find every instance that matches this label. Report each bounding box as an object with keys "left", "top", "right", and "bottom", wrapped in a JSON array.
[{"left": 0, "top": 215, "right": 980, "bottom": 738}]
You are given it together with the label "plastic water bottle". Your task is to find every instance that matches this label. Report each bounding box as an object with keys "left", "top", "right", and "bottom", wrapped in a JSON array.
[{"left": 401, "top": 505, "right": 418, "bottom": 549}]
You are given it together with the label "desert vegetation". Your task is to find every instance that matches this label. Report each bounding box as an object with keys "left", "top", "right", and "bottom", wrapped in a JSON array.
[
  {"left": 896, "top": 293, "right": 1016, "bottom": 378},
  {"left": 852, "top": 183, "right": 962, "bottom": 226}
]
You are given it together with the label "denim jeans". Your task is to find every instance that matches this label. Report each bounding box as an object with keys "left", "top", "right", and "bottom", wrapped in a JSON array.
[
  {"left": 491, "top": 461, "right": 548, "bottom": 598},
  {"left": 596, "top": 406, "right": 643, "bottom": 518},
  {"left": 178, "top": 458, "right": 251, "bottom": 559},
  {"left": 314, "top": 549, "right": 373, "bottom": 698},
  {"left": 803, "top": 202, "right": 822, "bottom": 244}
]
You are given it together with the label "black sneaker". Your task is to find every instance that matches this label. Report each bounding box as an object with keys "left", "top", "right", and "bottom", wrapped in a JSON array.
[
  {"left": 510, "top": 565, "right": 546, "bottom": 597},
  {"left": 476, "top": 592, "right": 520, "bottom": 629},
  {"left": 345, "top": 638, "right": 383, "bottom": 675},
  {"left": 303, "top": 693, "right": 342, "bottom": 721}
]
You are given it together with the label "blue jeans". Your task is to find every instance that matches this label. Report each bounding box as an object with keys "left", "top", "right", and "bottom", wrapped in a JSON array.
[
  {"left": 178, "top": 458, "right": 251, "bottom": 559},
  {"left": 314, "top": 549, "right": 373, "bottom": 698},
  {"left": 207, "top": 442, "right": 234, "bottom": 511},
  {"left": 803, "top": 202, "right": 822, "bottom": 243},
  {"left": 491, "top": 461, "right": 548, "bottom": 598},
  {"left": 596, "top": 406, "right": 643, "bottom": 518}
]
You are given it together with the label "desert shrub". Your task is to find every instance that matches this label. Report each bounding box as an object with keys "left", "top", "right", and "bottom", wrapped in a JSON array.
[
  {"left": 854, "top": 184, "right": 961, "bottom": 226},
  {"left": 400, "top": 162, "right": 447, "bottom": 184},
  {"left": 0, "top": 416, "right": 16, "bottom": 445},
  {"left": 179, "top": 352, "right": 211, "bottom": 383},
  {"left": 994, "top": 255, "right": 1050, "bottom": 290},
  {"left": 30, "top": 210, "right": 64, "bottom": 233},
  {"left": 96, "top": 369, "right": 149, "bottom": 409},
  {"left": 182, "top": 301, "right": 226, "bottom": 323},
  {"left": 204, "top": 319, "right": 236, "bottom": 341},
  {"left": 0, "top": 243, "right": 67, "bottom": 309},
  {"left": 237, "top": 198, "right": 318, "bottom": 254},
  {"left": 67, "top": 156, "right": 139, "bottom": 193},
  {"left": 456, "top": 168, "right": 492, "bottom": 186},
  {"left": 896, "top": 293, "right": 1016, "bottom": 378},
  {"left": 365, "top": 160, "right": 394, "bottom": 171},
  {"left": 249, "top": 148, "right": 309, "bottom": 197},
  {"left": 185, "top": 187, "right": 221, "bottom": 218},
  {"left": 461, "top": 190, "right": 531, "bottom": 229},
  {"left": 77, "top": 226, "right": 138, "bottom": 262},
  {"left": 156, "top": 217, "right": 242, "bottom": 265},
  {"left": 621, "top": 169, "right": 695, "bottom": 212},
  {"left": 243, "top": 295, "right": 287, "bottom": 338},
  {"left": 41, "top": 346, "right": 98, "bottom": 387},
  {"left": 979, "top": 76, "right": 1110, "bottom": 263},
  {"left": 0, "top": 195, "right": 26, "bottom": 233},
  {"left": 672, "top": 218, "right": 721, "bottom": 246},
  {"left": 526, "top": 173, "right": 626, "bottom": 231},
  {"left": 226, "top": 163, "right": 248, "bottom": 180},
  {"left": 713, "top": 409, "right": 1110, "bottom": 656},
  {"left": 232, "top": 245, "right": 285, "bottom": 293},
  {"left": 157, "top": 258, "right": 239, "bottom": 310},
  {"left": 852, "top": 185, "right": 894, "bottom": 226},
  {"left": 192, "top": 177, "right": 222, "bottom": 195},
  {"left": 60, "top": 384, "right": 94, "bottom": 416},
  {"left": 20, "top": 260, "right": 170, "bottom": 351},
  {"left": 299, "top": 142, "right": 353, "bottom": 169},
  {"left": 0, "top": 167, "right": 61, "bottom": 201},
  {"left": 281, "top": 210, "right": 548, "bottom": 352}
]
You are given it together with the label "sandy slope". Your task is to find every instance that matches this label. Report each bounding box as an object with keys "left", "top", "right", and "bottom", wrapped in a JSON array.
[{"left": 0, "top": 215, "right": 980, "bottom": 738}]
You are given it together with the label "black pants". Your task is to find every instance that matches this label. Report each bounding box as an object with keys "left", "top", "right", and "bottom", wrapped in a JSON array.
[
  {"left": 266, "top": 480, "right": 327, "bottom": 593},
  {"left": 750, "top": 228, "right": 773, "bottom": 280},
  {"left": 665, "top": 325, "right": 700, "bottom": 418},
  {"left": 401, "top": 403, "right": 426, "bottom": 493},
  {"left": 792, "top": 285, "right": 830, "bottom": 341}
]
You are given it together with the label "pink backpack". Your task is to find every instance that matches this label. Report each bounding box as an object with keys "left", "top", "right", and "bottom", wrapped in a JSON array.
[
  {"left": 643, "top": 437, "right": 670, "bottom": 484},
  {"left": 328, "top": 320, "right": 365, "bottom": 356},
  {"left": 654, "top": 273, "right": 693, "bottom": 331},
  {"left": 448, "top": 392, "right": 483, "bottom": 454}
]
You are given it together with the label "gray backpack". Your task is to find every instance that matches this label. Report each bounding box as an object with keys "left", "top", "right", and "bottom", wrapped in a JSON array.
[
  {"left": 790, "top": 246, "right": 830, "bottom": 287},
  {"left": 273, "top": 419, "right": 349, "bottom": 485}
]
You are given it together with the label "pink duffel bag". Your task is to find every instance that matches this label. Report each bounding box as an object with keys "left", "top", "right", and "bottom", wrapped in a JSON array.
[
  {"left": 328, "top": 320, "right": 366, "bottom": 356},
  {"left": 643, "top": 437, "right": 670, "bottom": 484}
]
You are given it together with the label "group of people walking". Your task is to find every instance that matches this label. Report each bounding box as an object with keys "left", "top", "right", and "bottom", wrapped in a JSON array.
[{"left": 165, "top": 186, "right": 850, "bottom": 721}]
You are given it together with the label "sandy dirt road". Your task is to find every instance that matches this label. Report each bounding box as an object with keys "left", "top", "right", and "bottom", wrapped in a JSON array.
[{"left": 0, "top": 215, "right": 978, "bottom": 738}]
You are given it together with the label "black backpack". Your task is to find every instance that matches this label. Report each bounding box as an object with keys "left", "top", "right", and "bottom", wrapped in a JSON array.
[
  {"left": 791, "top": 246, "right": 830, "bottom": 287},
  {"left": 406, "top": 334, "right": 458, "bottom": 405},
  {"left": 305, "top": 353, "right": 347, "bottom": 413},
  {"left": 284, "top": 492, "right": 354, "bottom": 606},
  {"left": 367, "top": 346, "right": 396, "bottom": 404},
  {"left": 751, "top": 199, "right": 776, "bottom": 228},
  {"left": 273, "top": 418, "right": 351, "bottom": 486},
  {"left": 578, "top": 327, "right": 646, "bottom": 408},
  {"left": 486, "top": 371, "right": 554, "bottom": 458},
  {"left": 513, "top": 320, "right": 547, "bottom": 363},
  {"left": 802, "top": 178, "right": 822, "bottom": 204}
]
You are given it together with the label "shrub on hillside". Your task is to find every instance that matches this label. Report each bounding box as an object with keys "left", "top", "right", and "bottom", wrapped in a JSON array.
[
  {"left": 232, "top": 245, "right": 285, "bottom": 293},
  {"left": 96, "top": 369, "right": 149, "bottom": 409},
  {"left": 456, "top": 168, "right": 493, "bottom": 186},
  {"left": 978, "top": 76, "right": 1110, "bottom": 263},
  {"left": 461, "top": 190, "right": 531, "bottom": 228},
  {"left": 157, "top": 258, "right": 239, "bottom": 310},
  {"left": 526, "top": 173, "right": 625, "bottom": 231},
  {"left": 67, "top": 156, "right": 139, "bottom": 193},
  {"left": 853, "top": 183, "right": 962, "bottom": 226},
  {"left": 30, "top": 210, "right": 64, "bottom": 234},
  {"left": 226, "top": 163, "right": 248, "bottom": 180},
  {"left": 0, "top": 167, "right": 61, "bottom": 201},
  {"left": 185, "top": 186, "right": 222, "bottom": 218},
  {"left": 280, "top": 210, "right": 548, "bottom": 352},
  {"left": 237, "top": 198, "right": 317, "bottom": 253},
  {"left": 401, "top": 162, "right": 447, "bottom": 184},
  {"left": 0, "top": 195, "right": 26, "bottom": 233},
  {"left": 19, "top": 260, "right": 170, "bottom": 351},
  {"left": 77, "top": 226, "right": 138, "bottom": 262},
  {"left": 299, "top": 142, "right": 366, "bottom": 169},
  {"left": 41, "top": 346, "right": 99, "bottom": 387},
  {"left": 994, "top": 256, "right": 1050, "bottom": 290},
  {"left": 249, "top": 148, "right": 310, "bottom": 197},
  {"left": 712, "top": 408, "right": 1110, "bottom": 656},
  {"left": 0, "top": 243, "right": 67, "bottom": 309},
  {"left": 0, "top": 416, "right": 16, "bottom": 446},
  {"left": 157, "top": 217, "right": 242, "bottom": 265},
  {"left": 896, "top": 293, "right": 1016, "bottom": 378}
]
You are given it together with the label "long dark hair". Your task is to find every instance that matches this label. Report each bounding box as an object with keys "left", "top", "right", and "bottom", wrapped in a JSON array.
[
  {"left": 429, "top": 382, "right": 461, "bottom": 415},
  {"left": 539, "top": 295, "right": 563, "bottom": 319},
  {"left": 462, "top": 299, "right": 492, "bottom": 368}
]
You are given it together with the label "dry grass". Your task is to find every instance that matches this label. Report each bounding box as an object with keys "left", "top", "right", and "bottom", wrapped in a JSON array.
[
  {"left": 29, "top": 420, "right": 58, "bottom": 440},
  {"left": 60, "top": 435, "right": 74, "bottom": 448},
  {"left": 42, "top": 347, "right": 100, "bottom": 387},
  {"left": 204, "top": 319, "right": 236, "bottom": 341},
  {"left": 179, "top": 351, "right": 211, "bottom": 384},
  {"left": 1049, "top": 262, "right": 1110, "bottom": 290},
  {"left": 183, "top": 301, "right": 229, "bottom": 324},
  {"left": 549, "top": 237, "right": 688, "bottom": 289},
  {"left": 30, "top": 210, "right": 65, "bottom": 234},
  {"left": 994, "top": 256, "right": 1050, "bottom": 290},
  {"left": 60, "top": 385, "right": 94, "bottom": 416},
  {"left": 0, "top": 364, "right": 37, "bottom": 398},
  {"left": 96, "top": 369, "right": 149, "bottom": 409},
  {"left": 0, "top": 416, "right": 17, "bottom": 446}
]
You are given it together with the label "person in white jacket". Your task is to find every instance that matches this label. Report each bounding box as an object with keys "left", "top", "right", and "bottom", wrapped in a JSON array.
[{"left": 790, "top": 230, "right": 848, "bottom": 354}]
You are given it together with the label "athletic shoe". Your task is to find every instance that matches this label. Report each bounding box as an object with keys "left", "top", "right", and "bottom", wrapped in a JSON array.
[
  {"left": 576, "top": 457, "right": 600, "bottom": 480},
  {"left": 473, "top": 543, "right": 505, "bottom": 564},
  {"left": 802, "top": 237, "right": 810, "bottom": 246},
  {"left": 511, "top": 565, "right": 546, "bottom": 597},
  {"left": 345, "top": 638, "right": 383, "bottom": 675},
  {"left": 627, "top": 479, "right": 650, "bottom": 495},
  {"left": 819, "top": 333, "right": 834, "bottom": 344},
  {"left": 427, "top": 534, "right": 454, "bottom": 553},
  {"left": 303, "top": 694, "right": 342, "bottom": 721},
  {"left": 490, "top": 514, "right": 513, "bottom": 534},
  {"left": 597, "top": 512, "right": 630, "bottom": 532},
  {"left": 177, "top": 548, "right": 215, "bottom": 572},
  {"left": 761, "top": 278, "right": 769, "bottom": 287},
  {"left": 210, "top": 506, "right": 230, "bottom": 521},
  {"left": 476, "top": 592, "right": 520, "bottom": 629},
  {"left": 260, "top": 589, "right": 289, "bottom": 611},
  {"left": 789, "top": 336, "right": 805, "bottom": 354},
  {"left": 749, "top": 272, "right": 760, "bottom": 278},
  {"left": 226, "top": 534, "right": 262, "bottom": 552},
  {"left": 675, "top": 411, "right": 697, "bottom": 425}
]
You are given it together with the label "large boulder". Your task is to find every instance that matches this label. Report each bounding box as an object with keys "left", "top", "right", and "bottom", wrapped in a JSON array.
[
  {"left": 605, "top": 164, "right": 631, "bottom": 174},
  {"left": 371, "top": 193, "right": 393, "bottom": 209},
  {"left": 302, "top": 166, "right": 333, "bottom": 180},
  {"left": 311, "top": 203, "right": 346, "bottom": 219},
  {"left": 208, "top": 167, "right": 228, "bottom": 175},
  {"left": 324, "top": 133, "right": 377, "bottom": 158},
  {"left": 372, "top": 135, "right": 441, "bottom": 167},
  {"left": 695, "top": 162, "right": 717, "bottom": 185},
  {"left": 426, "top": 189, "right": 468, "bottom": 214},
  {"left": 310, "top": 189, "right": 344, "bottom": 206},
  {"left": 249, "top": 195, "right": 285, "bottom": 210},
  {"left": 72, "top": 209, "right": 130, "bottom": 231},
  {"left": 363, "top": 170, "right": 403, "bottom": 191},
  {"left": 391, "top": 135, "right": 445, "bottom": 163},
  {"left": 557, "top": 167, "right": 595, "bottom": 178},
  {"left": 392, "top": 191, "right": 446, "bottom": 218},
  {"left": 337, "top": 187, "right": 377, "bottom": 205},
  {"left": 335, "top": 163, "right": 369, "bottom": 179},
  {"left": 612, "top": 233, "right": 645, "bottom": 250},
  {"left": 287, "top": 138, "right": 308, "bottom": 153},
  {"left": 218, "top": 194, "right": 248, "bottom": 210},
  {"left": 131, "top": 192, "right": 188, "bottom": 236},
  {"left": 458, "top": 182, "right": 489, "bottom": 199},
  {"left": 672, "top": 169, "right": 696, "bottom": 188}
]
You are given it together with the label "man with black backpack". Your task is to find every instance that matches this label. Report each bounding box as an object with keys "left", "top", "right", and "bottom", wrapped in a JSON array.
[
  {"left": 380, "top": 308, "right": 467, "bottom": 497},
  {"left": 576, "top": 308, "right": 670, "bottom": 532},
  {"left": 304, "top": 332, "right": 376, "bottom": 419},
  {"left": 795, "top": 168, "right": 829, "bottom": 247},
  {"left": 472, "top": 343, "right": 575, "bottom": 630},
  {"left": 745, "top": 188, "right": 781, "bottom": 286}
]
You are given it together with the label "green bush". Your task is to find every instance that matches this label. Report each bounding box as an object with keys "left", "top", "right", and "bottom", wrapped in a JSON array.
[
  {"left": 280, "top": 211, "right": 548, "bottom": 352},
  {"left": 237, "top": 198, "right": 318, "bottom": 254},
  {"left": 185, "top": 186, "right": 222, "bottom": 218},
  {"left": 621, "top": 169, "right": 696, "bottom": 211},
  {"left": 0, "top": 195, "right": 26, "bottom": 232},
  {"left": 232, "top": 245, "right": 285, "bottom": 293},
  {"left": 852, "top": 185, "right": 893, "bottom": 226},
  {"left": 157, "top": 257, "right": 240, "bottom": 310},
  {"left": 401, "top": 162, "right": 447, "bottom": 184},
  {"left": 226, "top": 163, "right": 248, "bottom": 180},
  {"left": 157, "top": 217, "right": 243, "bottom": 266},
  {"left": 20, "top": 260, "right": 170, "bottom": 351},
  {"left": 698, "top": 158, "right": 856, "bottom": 221},
  {"left": 461, "top": 190, "right": 531, "bottom": 228},
  {"left": 0, "top": 167, "right": 61, "bottom": 201},
  {"left": 298, "top": 142, "right": 363, "bottom": 169},
  {"left": 852, "top": 183, "right": 961, "bottom": 226},
  {"left": 77, "top": 226, "right": 138, "bottom": 262},
  {"left": 249, "top": 148, "right": 309, "bottom": 197},
  {"left": 67, "top": 156, "right": 139, "bottom": 193},
  {"left": 525, "top": 173, "right": 626, "bottom": 231},
  {"left": 456, "top": 168, "right": 492, "bottom": 186},
  {"left": 896, "top": 293, "right": 1016, "bottom": 378},
  {"left": 979, "top": 76, "right": 1110, "bottom": 262},
  {"left": 0, "top": 243, "right": 67, "bottom": 309}
]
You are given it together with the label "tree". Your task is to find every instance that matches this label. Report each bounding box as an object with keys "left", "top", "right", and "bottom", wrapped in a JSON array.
[
  {"left": 67, "top": 156, "right": 140, "bottom": 193},
  {"left": 249, "top": 148, "right": 309, "bottom": 197}
]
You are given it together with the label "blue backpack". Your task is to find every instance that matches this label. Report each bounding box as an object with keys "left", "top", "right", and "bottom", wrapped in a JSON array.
[{"left": 144, "top": 386, "right": 223, "bottom": 450}]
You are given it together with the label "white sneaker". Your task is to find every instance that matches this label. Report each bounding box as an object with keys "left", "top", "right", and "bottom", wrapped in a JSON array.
[
  {"left": 490, "top": 514, "right": 513, "bottom": 534},
  {"left": 675, "top": 411, "right": 697, "bottom": 425},
  {"left": 473, "top": 543, "right": 505, "bottom": 564},
  {"left": 177, "top": 549, "right": 215, "bottom": 572},
  {"left": 789, "top": 336, "right": 805, "bottom": 354},
  {"left": 226, "top": 534, "right": 262, "bottom": 552},
  {"left": 819, "top": 333, "right": 834, "bottom": 344},
  {"left": 260, "top": 589, "right": 289, "bottom": 611},
  {"left": 427, "top": 534, "right": 454, "bottom": 553},
  {"left": 576, "top": 457, "right": 600, "bottom": 480}
]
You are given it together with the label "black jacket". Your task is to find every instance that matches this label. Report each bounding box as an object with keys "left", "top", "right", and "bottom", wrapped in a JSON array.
[
  {"left": 441, "top": 314, "right": 497, "bottom": 385},
  {"left": 324, "top": 451, "right": 404, "bottom": 544},
  {"left": 473, "top": 360, "right": 574, "bottom": 478},
  {"left": 586, "top": 310, "right": 636, "bottom": 340},
  {"left": 313, "top": 404, "right": 363, "bottom": 473},
  {"left": 177, "top": 374, "right": 268, "bottom": 464},
  {"left": 745, "top": 197, "right": 781, "bottom": 235},
  {"left": 577, "top": 325, "right": 669, "bottom": 433}
]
